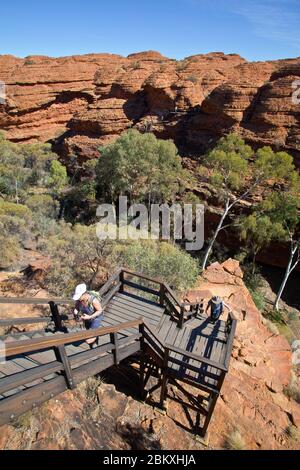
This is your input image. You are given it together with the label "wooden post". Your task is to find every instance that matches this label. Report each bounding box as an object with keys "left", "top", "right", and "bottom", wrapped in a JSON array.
[
  {"left": 110, "top": 332, "right": 120, "bottom": 365},
  {"left": 159, "top": 284, "right": 165, "bottom": 307},
  {"left": 139, "top": 323, "right": 146, "bottom": 399},
  {"left": 54, "top": 345, "right": 75, "bottom": 389},
  {"left": 49, "top": 301, "right": 65, "bottom": 332},
  {"left": 159, "top": 347, "right": 169, "bottom": 409},
  {"left": 179, "top": 306, "right": 185, "bottom": 329},
  {"left": 200, "top": 392, "right": 218, "bottom": 437},
  {"left": 200, "top": 370, "right": 226, "bottom": 436},
  {"left": 119, "top": 271, "right": 124, "bottom": 293}
]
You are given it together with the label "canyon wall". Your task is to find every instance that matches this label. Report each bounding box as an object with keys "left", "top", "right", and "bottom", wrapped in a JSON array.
[{"left": 0, "top": 51, "right": 299, "bottom": 165}]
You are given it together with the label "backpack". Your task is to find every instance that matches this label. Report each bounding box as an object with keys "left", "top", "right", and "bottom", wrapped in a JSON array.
[
  {"left": 88, "top": 290, "right": 103, "bottom": 305},
  {"left": 85, "top": 291, "right": 103, "bottom": 314},
  {"left": 210, "top": 301, "right": 223, "bottom": 321}
]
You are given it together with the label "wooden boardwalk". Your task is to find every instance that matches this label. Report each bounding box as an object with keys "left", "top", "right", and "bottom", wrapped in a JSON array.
[{"left": 0, "top": 268, "right": 236, "bottom": 436}]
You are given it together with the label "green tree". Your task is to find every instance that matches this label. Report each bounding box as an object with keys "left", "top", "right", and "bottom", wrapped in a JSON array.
[
  {"left": 200, "top": 135, "right": 298, "bottom": 270},
  {"left": 262, "top": 192, "right": 300, "bottom": 310},
  {"left": 47, "top": 160, "right": 68, "bottom": 196},
  {"left": 96, "top": 129, "right": 188, "bottom": 206},
  {"left": 239, "top": 213, "right": 285, "bottom": 273},
  {"left": 240, "top": 191, "right": 300, "bottom": 310}
]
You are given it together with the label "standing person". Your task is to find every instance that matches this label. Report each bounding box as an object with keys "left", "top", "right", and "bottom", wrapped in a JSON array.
[
  {"left": 205, "top": 296, "right": 231, "bottom": 324},
  {"left": 72, "top": 283, "right": 103, "bottom": 348}
]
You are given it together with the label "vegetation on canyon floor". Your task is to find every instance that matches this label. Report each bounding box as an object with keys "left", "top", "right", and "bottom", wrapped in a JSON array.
[{"left": 0, "top": 129, "right": 299, "bottom": 321}]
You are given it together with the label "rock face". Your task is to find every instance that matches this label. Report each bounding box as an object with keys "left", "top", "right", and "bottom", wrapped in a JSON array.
[
  {"left": 186, "top": 259, "right": 300, "bottom": 449},
  {"left": 0, "top": 51, "right": 300, "bottom": 165}
]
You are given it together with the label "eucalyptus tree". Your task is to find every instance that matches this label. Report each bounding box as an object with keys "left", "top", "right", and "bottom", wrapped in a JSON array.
[
  {"left": 200, "top": 134, "right": 298, "bottom": 270},
  {"left": 96, "top": 129, "right": 188, "bottom": 207}
]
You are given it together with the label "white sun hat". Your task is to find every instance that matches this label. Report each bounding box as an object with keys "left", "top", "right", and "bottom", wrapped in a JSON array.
[{"left": 72, "top": 283, "right": 87, "bottom": 301}]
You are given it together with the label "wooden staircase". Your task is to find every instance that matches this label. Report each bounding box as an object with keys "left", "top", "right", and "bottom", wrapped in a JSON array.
[{"left": 0, "top": 268, "right": 237, "bottom": 436}]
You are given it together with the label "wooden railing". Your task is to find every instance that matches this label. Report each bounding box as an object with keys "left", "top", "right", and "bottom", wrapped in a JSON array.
[
  {"left": 141, "top": 322, "right": 228, "bottom": 393},
  {"left": 224, "top": 312, "right": 237, "bottom": 370},
  {"left": 0, "top": 269, "right": 237, "bottom": 428},
  {"left": 0, "top": 318, "right": 142, "bottom": 425},
  {"left": 119, "top": 268, "right": 203, "bottom": 328},
  {"left": 0, "top": 267, "right": 204, "bottom": 334}
]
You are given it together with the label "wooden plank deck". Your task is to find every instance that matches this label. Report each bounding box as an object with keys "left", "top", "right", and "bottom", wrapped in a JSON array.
[
  {"left": 0, "top": 270, "right": 236, "bottom": 433},
  {"left": 0, "top": 292, "right": 228, "bottom": 401},
  {"left": 152, "top": 312, "right": 228, "bottom": 390}
]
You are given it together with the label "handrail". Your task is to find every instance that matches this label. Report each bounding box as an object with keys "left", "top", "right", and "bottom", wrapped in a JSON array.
[
  {"left": 0, "top": 268, "right": 203, "bottom": 332},
  {"left": 142, "top": 322, "right": 165, "bottom": 348},
  {"left": 165, "top": 343, "right": 228, "bottom": 372},
  {"left": 121, "top": 268, "right": 163, "bottom": 286},
  {"left": 0, "top": 316, "right": 52, "bottom": 327},
  {"left": 0, "top": 297, "right": 72, "bottom": 305},
  {"left": 162, "top": 283, "right": 182, "bottom": 308},
  {"left": 5, "top": 318, "right": 143, "bottom": 357},
  {"left": 224, "top": 314, "right": 237, "bottom": 370},
  {"left": 142, "top": 322, "right": 227, "bottom": 372},
  {"left": 99, "top": 268, "right": 123, "bottom": 297}
]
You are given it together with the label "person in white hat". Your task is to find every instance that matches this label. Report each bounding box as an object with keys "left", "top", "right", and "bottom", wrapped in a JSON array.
[
  {"left": 205, "top": 296, "right": 231, "bottom": 324},
  {"left": 73, "top": 283, "right": 103, "bottom": 347}
]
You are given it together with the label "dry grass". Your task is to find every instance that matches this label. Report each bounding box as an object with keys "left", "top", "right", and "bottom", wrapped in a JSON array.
[
  {"left": 286, "top": 425, "right": 300, "bottom": 443},
  {"left": 224, "top": 429, "right": 246, "bottom": 450},
  {"left": 265, "top": 319, "right": 280, "bottom": 336},
  {"left": 77, "top": 375, "right": 104, "bottom": 401},
  {"left": 284, "top": 371, "right": 300, "bottom": 404},
  {"left": 13, "top": 410, "right": 34, "bottom": 430}
]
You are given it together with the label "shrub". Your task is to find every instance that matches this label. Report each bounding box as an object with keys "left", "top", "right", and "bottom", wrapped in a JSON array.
[
  {"left": 0, "top": 200, "right": 32, "bottom": 222},
  {"left": 131, "top": 61, "right": 142, "bottom": 70},
  {"left": 224, "top": 429, "right": 246, "bottom": 450},
  {"left": 112, "top": 239, "right": 199, "bottom": 292},
  {"left": 43, "top": 223, "right": 199, "bottom": 296},
  {"left": 78, "top": 375, "right": 104, "bottom": 401},
  {"left": 25, "top": 194, "right": 59, "bottom": 219},
  {"left": 265, "top": 319, "right": 280, "bottom": 336},
  {"left": 250, "top": 290, "right": 265, "bottom": 311},
  {"left": 242, "top": 264, "right": 264, "bottom": 292},
  {"left": 186, "top": 75, "right": 198, "bottom": 84},
  {"left": 0, "top": 135, "right": 59, "bottom": 200},
  {"left": 175, "top": 60, "right": 188, "bottom": 71},
  {"left": 0, "top": 234, "right": 21, "bottom": 268},
  {"left": 284, "top": 373, "right": 300, "bottom": 404},
  {"left": 286, "top": 425, "right": 300, "bottom": 442},
  {"left": 43, "top": 222, "right": 114, "bottom": 296}
]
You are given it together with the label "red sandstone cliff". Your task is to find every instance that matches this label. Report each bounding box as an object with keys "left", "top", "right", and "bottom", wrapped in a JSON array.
[{"left": 0, "top": 51, "right": 299, "bottom": 165}]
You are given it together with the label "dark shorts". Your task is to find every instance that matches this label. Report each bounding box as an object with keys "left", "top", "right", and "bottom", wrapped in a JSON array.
[{"left": 84, "top": 313, "right": 104, "bottom": 330}]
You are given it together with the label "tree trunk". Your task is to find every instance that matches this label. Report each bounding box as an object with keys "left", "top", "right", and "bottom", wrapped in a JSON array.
[
  {"left": 201, "top": 200, "right": 230, "bottom": 271},
  {"left": 274, "top": 241, "right": 298, "bottom": 311}
]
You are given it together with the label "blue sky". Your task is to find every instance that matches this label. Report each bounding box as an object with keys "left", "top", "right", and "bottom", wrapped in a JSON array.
[{"left": 1, "top": 0, "right": 299, "bottom": 61}]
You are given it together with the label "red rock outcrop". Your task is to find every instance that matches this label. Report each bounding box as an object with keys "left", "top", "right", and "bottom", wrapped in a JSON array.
[
  {"left": 0, "top": 51, "right": 299, "bottom": 165},
  {"left": 185, "top": 259, "right": 300, "bottom": 449}
]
